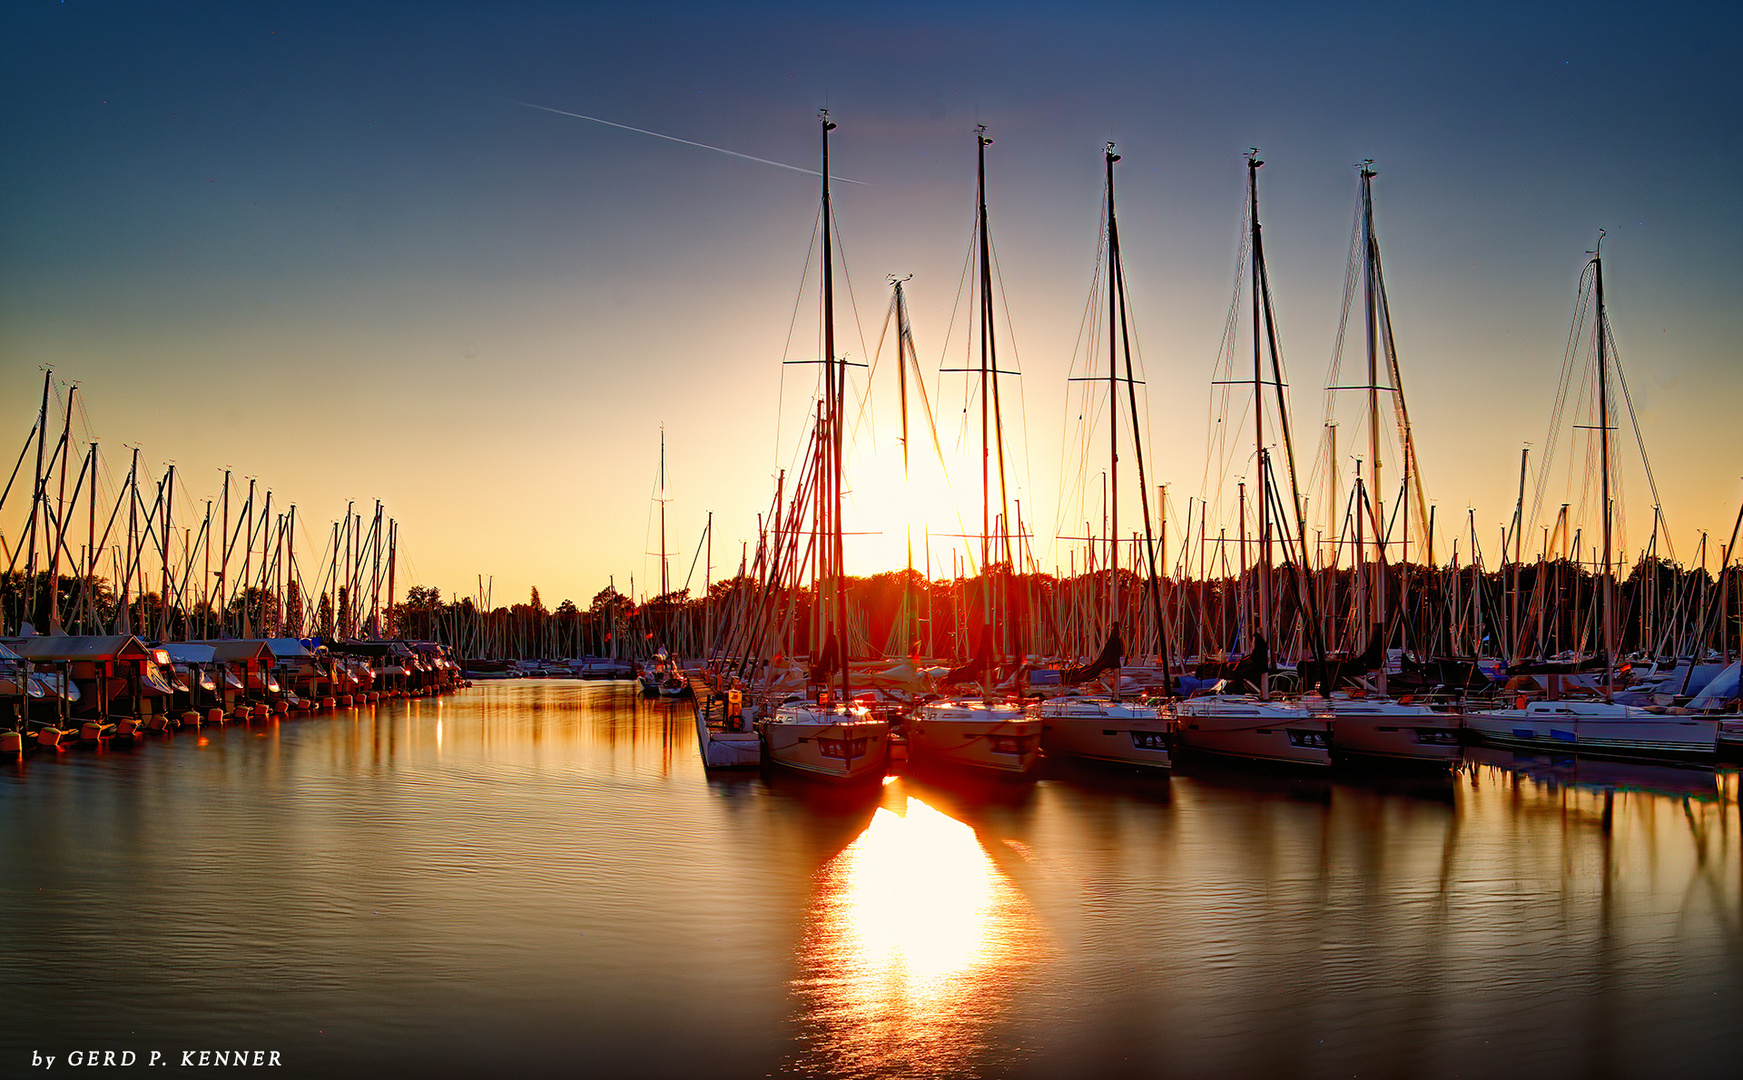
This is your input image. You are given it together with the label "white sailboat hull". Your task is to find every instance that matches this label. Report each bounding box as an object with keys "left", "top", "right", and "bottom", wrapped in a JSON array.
[
  {"left": 1036, "top": 699, "right": 1171, "bottom": 770},
  {"left": 758, "top": 705, "right": 890, "bottom": 783},
  {"left": 1464, "top": 700, "right": 1717, "bottom": 760},
  {"left": 1172, "top": 697, "right": 1331, "bottom": 766},
  {"left": 1323, "top": 697, "right": 1463, "bottom": 761},
  {"left": 909, "top": 702, "right": 1041, "bottom": 775}
]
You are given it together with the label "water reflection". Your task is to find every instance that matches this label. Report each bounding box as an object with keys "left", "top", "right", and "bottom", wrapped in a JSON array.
[
  {"left": 791, "top": 791, "right": 1043, "bottom": 1078},
  {"left": 1, "top": 682, "right": 1738, "bottom": 1080}
]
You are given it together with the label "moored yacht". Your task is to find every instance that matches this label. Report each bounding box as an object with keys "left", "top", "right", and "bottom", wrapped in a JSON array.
[
  {"left": 1033, "top": 145, "right": 1171, "bottom": 775},
  {"left": 1461, "top": 240, "right": 1717, "bottom": 764},
  {"left": 908, "top": 698, "right": 1041, "bottom": 775},
  {"left": 1035, "top": 696, "right": 1170, "bottom": 770},
  {"left": 758, "top": 700, "right": 890, "bottom": 783},
  {"left": 1680, "top": 662, "right": 1743, "bottom": 754},
  {"left": 1463, "top": 698, "right": 1716, "bottom": 760},
  {"left": 1171, "top": 693, "right": 1331, "bottom": 767},
  {"left": 1321, "top": 694, "right": 1462, "bottom": 762}
]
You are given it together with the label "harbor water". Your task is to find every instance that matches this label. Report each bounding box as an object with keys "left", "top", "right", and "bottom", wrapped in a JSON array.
[{"left": 2, "top": 680, "right": 1739, "bottom": 1078}]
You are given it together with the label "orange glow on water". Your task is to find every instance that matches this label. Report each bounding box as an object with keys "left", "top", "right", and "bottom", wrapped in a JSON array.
[{"left": 792, "top": 794, "right": 1043, "bottom": 1078}]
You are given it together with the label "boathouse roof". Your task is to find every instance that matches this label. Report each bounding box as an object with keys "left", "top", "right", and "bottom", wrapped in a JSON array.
[
  {"left": 160, "top": 643, "right": 218, "bottom": 664},
  {"left": 327, "top": 640, "right": 414, "bottom": 659},
  {"left": 0, "top": 635, "right": 151, "bottom": 661},
  {"left": 182, "top": 639, "right": 275, "bottom": 663},
  {"left": 260, "top": 637, "right": 314, "bottom": 658}
]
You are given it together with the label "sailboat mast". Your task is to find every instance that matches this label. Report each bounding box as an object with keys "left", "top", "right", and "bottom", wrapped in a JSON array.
[
  {"left": 161, "top": 463, "right": 174, "bottom": 641},
  {"left": 1593, "top": 234, "right": 1615, "bottom": 700},
  {"left": 217, "top": 469, "right": 230, "bottom": 632},
  {"left": 976, "top": 127, "right": 993, "bottom": 651},
  {"left": 26, "top": 369, "right": 51, "bottom": 605},
  {"left": 1360, "top": 164, "right": 1383, "bottom": 651},
  {"left": 821, "top": 110, "right": 848, "bottom": 703},
  {"left": 1106, "top": 144, "right": 1121, "bottom": 696},
  {"left": 120, "top": 448, "right": 138, "bottom": 633},
  {"left": 47, "top": 383, "right": 76, "bottom": 634},
  {"left": 894, "top": 278, "right": 912, "bottom": 479},
  {"left": 659, "top": 426, "right": 669, "bottom": 598},
  {"left": 86, "top": 443, "right": 99, "bottom": 632},
  {"left": 974, "top": 125, "right": 997, "bottom": 695},
  {"left": 1360, "top": 163, "right": 1391, "bottom": 693},
  {"left": 1510, "top": 446, "right": 1529, "bottom": 661},
  {"left": 1355, "top": 461, "right": 1366, "bottom": 652},
  {"left": 1246, "top": 151, "right": 1271, "bottom": 680},
  {"left": 894, "top": 277, "right": 918, "bottom": 654}
]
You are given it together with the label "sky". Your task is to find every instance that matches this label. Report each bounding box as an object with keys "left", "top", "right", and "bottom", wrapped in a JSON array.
[{"left": 3, "top": 1, "right": 1740, "bottom": 611}]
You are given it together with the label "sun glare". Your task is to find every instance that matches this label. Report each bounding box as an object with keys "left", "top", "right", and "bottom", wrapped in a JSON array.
[{"left": 844, "top": 443, "right": 981, "bottom": 578}]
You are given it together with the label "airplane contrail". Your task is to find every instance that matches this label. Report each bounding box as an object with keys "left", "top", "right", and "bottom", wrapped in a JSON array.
[{"left": 513, "top": 100, "right": 865, "bottom": 184}]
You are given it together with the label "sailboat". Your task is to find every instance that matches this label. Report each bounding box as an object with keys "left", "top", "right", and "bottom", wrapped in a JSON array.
[
  {"left": 754, "top": 111, "right": 891, "bottom": 784},
  {"left": 907, "top": 126, "right": 1042, "bottom": 777},
  {"left": 639, "top": 427, "right": 691, "bottom": 697},
  {"left": 1464, "top": 238, "right": 1716, "bottom": 760},
  {"left": 1171, "top": 150, "right": 1332, "bottom": 766},
  {"left": 1312, "top": 162, "right": 1463, "bottom": 761},
  {"left": 1034, "top": 143, "right": 1172, "bottom": 771}
]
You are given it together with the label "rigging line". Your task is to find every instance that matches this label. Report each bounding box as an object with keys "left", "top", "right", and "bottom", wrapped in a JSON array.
[
  {"left": 1562, "top": 331, "right": 1602, "bottom": 541},
  {"left": 1254, "top": 219, "right": 1319, "bottom": 654},
  {"left": 1323, "top": 196, "right": 1366, "bottom": 429},
  {"left": 869, "top": 288, "right": 898, "bottom": 396},
  {"left": 1373, "top": 227, "right": 1430, "bottom": 544},
  {"left": 512, "top": 101, "right": 865, "bottom": 184},
  {"left": 1605, "top": 318, "right": 1674, "bottom": 561},
  {"left": 905, "top": 302, "right": 951, "bottom": 473},
  {"left": 680, "top": 518, "right": 711, "bottom": 596},
  {"left": 1202, "top": 195, "right": 1253, "bottom": 512},
  {"left": 1053, "top": 211, "right": 1109, "bottom": 553},
  {"left": 642, "top": 440, "right": 666, "bottom": 599},
  {"left": 987, "top": 231, "right": 1029, "bottom": 566},
  {"left": 775, "top": 207, "right": 823, "bottom": 483},
  {"left": 1529, "top": 261, "right": 1596, "bottom": 531},
  {"left": 924, "top": 208, "right": 985, "bottom": 568},
  {"left": 1111, "top": 203, "right": 1174, "bottom": 673},
  {"left": 936, "top": 208, "right": 980, "bottom": 433},
  {"left": 828, "top": 205, "right": 880, "bottom": 457},
  {"left": 0, "top": 421, "right": 39, "bottom": 516},
  {"left": 849, "top": 289, "right": 897, "bottom": 463},
  {"left": 1305, "top": 203, "right": 1364, "bottom": 502},
  {"left": 905, "top": 329, "right": 969, "bottom": 563},
  {"left": 38, "top": 448, "right": 92, "bottom": 582}
]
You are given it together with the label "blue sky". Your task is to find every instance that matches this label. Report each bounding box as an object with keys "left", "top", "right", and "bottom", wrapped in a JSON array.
[{"left": 3, "top": 1, "right": 1739, "bottom": 605}]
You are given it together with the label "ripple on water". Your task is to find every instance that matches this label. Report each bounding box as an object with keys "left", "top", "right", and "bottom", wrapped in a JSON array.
[{"left": 0, "top": 685, "right": 1737, "bottom": 1080}]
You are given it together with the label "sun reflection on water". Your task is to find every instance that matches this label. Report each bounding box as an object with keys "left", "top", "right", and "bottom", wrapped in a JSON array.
[{"left": 791, "top": 794, "right": 1042, "bottom": 1078}]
